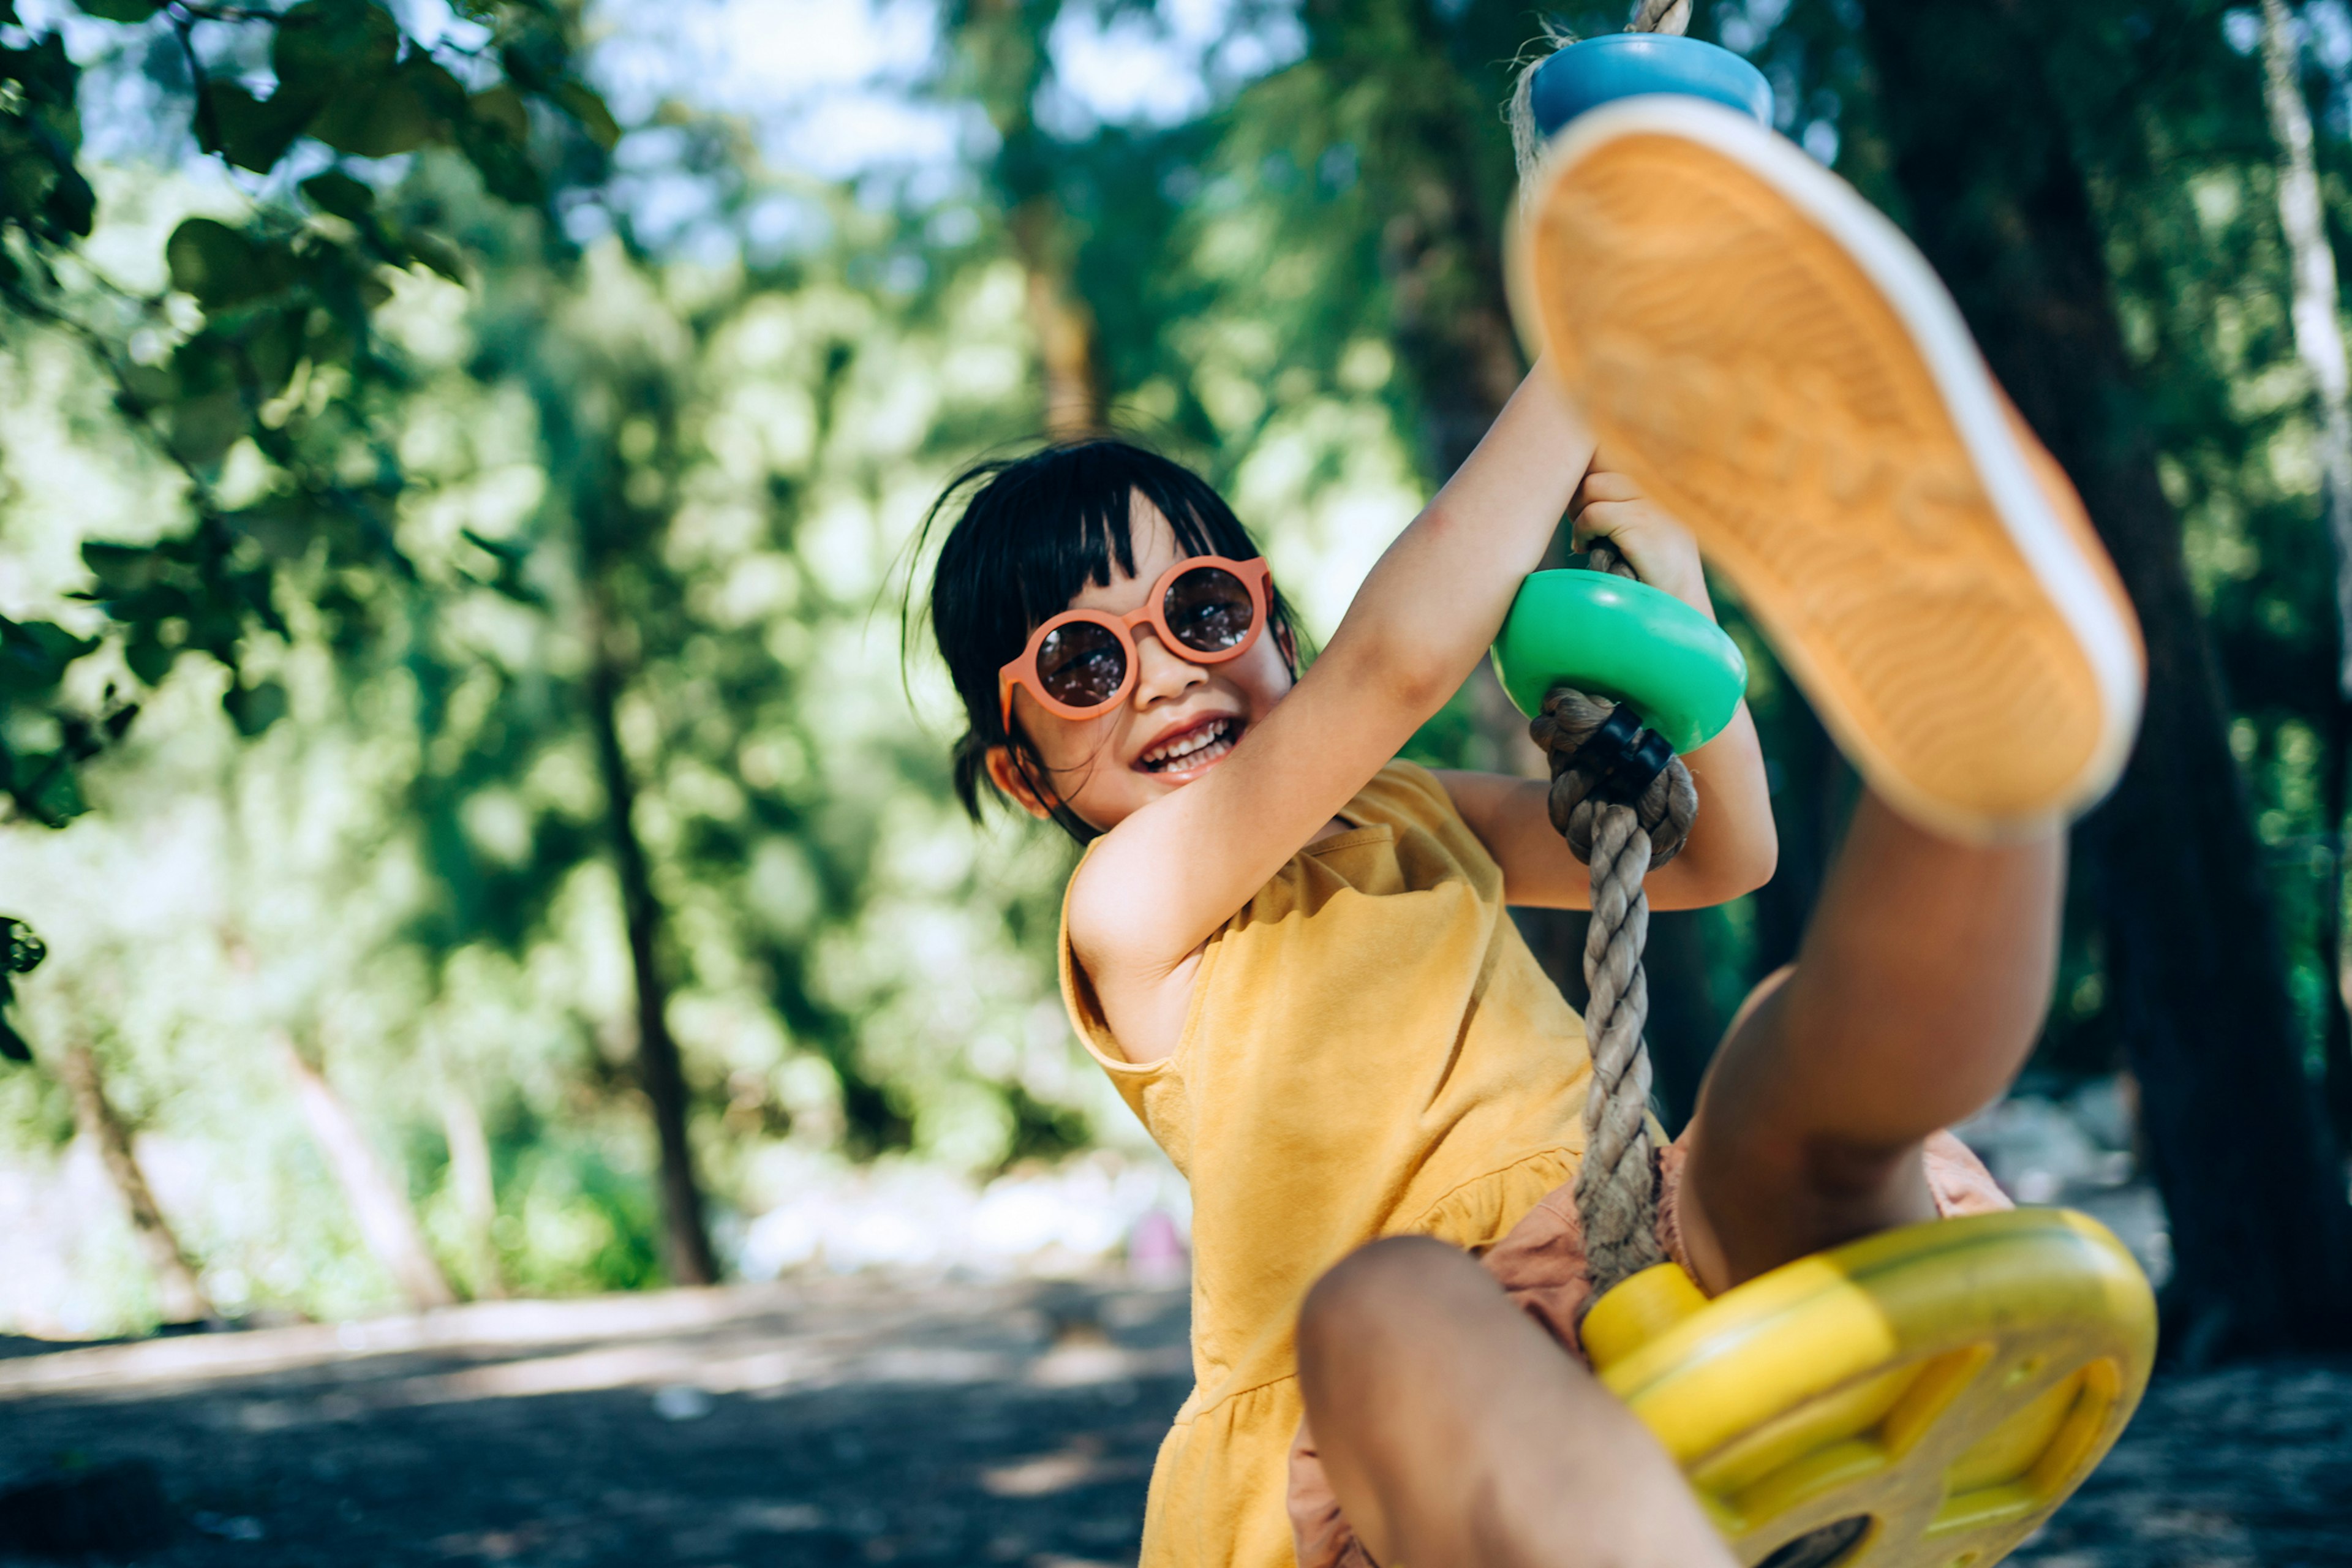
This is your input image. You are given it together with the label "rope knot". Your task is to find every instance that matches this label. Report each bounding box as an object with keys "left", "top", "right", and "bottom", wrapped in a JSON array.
[
  {"left": 1532, "top": 689, "right": 1698, "bottom": 869},
  {"left": 1529, "top": 537, "right": 1699, "bottom": 872}
]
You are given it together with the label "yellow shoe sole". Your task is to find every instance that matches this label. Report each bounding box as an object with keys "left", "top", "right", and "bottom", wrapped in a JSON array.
[{"left": 1513, "top": 99, "right": 2144, "bottom": 840}]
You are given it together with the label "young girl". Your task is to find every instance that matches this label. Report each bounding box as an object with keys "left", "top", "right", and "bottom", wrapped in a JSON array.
[{"left": 918, "top": 99, "right": 2140, "bottom": 1568}]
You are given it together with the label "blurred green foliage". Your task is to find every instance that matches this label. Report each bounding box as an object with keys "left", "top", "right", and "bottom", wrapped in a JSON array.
[
  {"left": 0, "top": 0, "right": 614, "bottom": 830},
  {"left": 2, "top": 0, "right": 2350, "bottom": 1332}
]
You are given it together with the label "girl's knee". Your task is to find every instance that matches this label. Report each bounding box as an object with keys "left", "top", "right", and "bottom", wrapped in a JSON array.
[
  {"left": 1299, "top": 1237, "right": 1485, "bottom": 1358},
  {"left": 1721, "top": 963, "right": 1795, "bottom": 1041}
]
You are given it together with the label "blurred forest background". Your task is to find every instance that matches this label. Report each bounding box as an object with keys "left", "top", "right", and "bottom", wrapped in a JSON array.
[{"left": 3, "top": 0, "right": 2351, "bottom": 1365}]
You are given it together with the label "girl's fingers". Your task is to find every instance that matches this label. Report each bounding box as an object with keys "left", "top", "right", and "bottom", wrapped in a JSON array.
[
  {"left": 1571, "top": 499, "right": 1646, "bottom": 549},
  {"left": 1570, "top": 469, "right": 1645, "bottom": 515}
]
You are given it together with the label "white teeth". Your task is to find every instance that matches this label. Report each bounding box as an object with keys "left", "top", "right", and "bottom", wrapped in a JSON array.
[{"left": 1143, "top": 718, "right": 1232, "bottom": 769}]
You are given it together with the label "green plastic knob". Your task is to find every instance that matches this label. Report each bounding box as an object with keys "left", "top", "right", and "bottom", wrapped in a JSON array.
[{"left": 1490, "top": 570, "right": 1748, "bottom": 754}]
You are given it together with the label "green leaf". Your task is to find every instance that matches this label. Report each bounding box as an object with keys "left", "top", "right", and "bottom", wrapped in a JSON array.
[
  {"left": 496, "top": 28, "right": 566, "bottom": 93},
  {"left": 99, "top": 583, "right": 195, "bottom": 625},
  {"left": 454, "top": 116, "right": 541, "bottom": 206},
  {"left": 228, "top": 497, "right": 317, "bottom": 562},
  {"left": 308, "top": 56, "right": 464, "bottom": 159},
  {"left": 167, "top": 385, "right": 247, "bottom": 467},
  {"left": 462, "top": 529, "right": 541, "bottom": 604},
  {"left": 25, "top": 753, "right": 87, "bottom": 824},
  {"left": 402, "top": 53, "right": 470, "bottom": 118},
  {"left": 124, "top": 625, "right": 175, "bottom": 686},
  {"left": 165, "top": 217, "right": 257, "bottom": 305},
  {"left": 223, "top": 677, "right": 287, "bottom": 737},
  {"left": 71, "top": 0, "right": 163, "bottom": 20},
  {"left": 1, "top": 35, "right": 81, "bottom": 110},
  {"left": 271, "top": 0, "right": 398, "bottom": 105},
  {"left": 198, "top": 81, "right": 318, "bottom": 175},
  {"left": 549, "top": 79, "right": 619, "bottom": 150},
  {"left": 0, "top": 617, "right": 97, "bottom": 698},
  {"left": 0, "top": 153, "right": 53, "bottom": 228},
  {"left": 298, "top": 170, "right": 375, "bottom": 222},
  {"left": 468, "top": 85, "right": 528, "bottom": 144},
  {"left": 404, "top": 229, "right": 466, "bottom": 284},
  {"left": 43, "top": 166, "right": 93, "bottom": 236},
  {"left": 461, "top": 527, "right": 527, "bottom": 564},
  {"left": 243, "top": 307, "right": 306, "bottom": 398},
  {"left": 3, "top": 919, "right": 48, "bottom": 976},
  {"left": 235, "top": 565, "right": 288, "bottom": 639},
  {"left": 309, "top": 86, "right": 433, "bottom": 159},
  {"left": 117, "top": 363, "right": 177, "bottom": 410},
  {"left": 165, "top": 218, "right": 301, "bottom": 311},
  {"left": 82, "top": 541, "right": 164, "bottom": 592},
  {"left": 170, "top": 331, "right": 238, "bottom": 395}
]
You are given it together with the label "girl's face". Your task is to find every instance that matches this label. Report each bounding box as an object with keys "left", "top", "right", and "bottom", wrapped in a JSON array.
[{"left": 986, "top": 497, "right": 1295, "bottom": 834}]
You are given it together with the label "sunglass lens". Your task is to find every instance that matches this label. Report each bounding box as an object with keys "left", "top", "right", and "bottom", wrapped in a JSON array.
[
  {"left": 1036, "top": 620, "right": 1128, "bottom": 710},
  {"left": 1164, "top": 565, "right": 1256, "bottom": 655}
]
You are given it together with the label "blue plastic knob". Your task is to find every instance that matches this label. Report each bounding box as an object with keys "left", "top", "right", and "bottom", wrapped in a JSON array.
[{"left": 1528, "top": 34, "right": 1774, "bottom": 139}]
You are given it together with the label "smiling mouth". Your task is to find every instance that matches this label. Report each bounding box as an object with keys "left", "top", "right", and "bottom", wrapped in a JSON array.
[{"left": 1137, "top": 715, "right": 1239, "bottom": 774}]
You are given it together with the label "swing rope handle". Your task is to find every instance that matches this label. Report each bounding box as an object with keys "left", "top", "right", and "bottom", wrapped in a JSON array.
[
  {"left": 1509, "top": 0, "right": 1705, "bottom": 1300},
  {"left": 1532, "top": 537, "right": 1699, "bottom": 1299}
]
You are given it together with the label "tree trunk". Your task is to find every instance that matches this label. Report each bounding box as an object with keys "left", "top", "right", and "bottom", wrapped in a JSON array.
[
  {"left": 280, "top": 1034, "right": 456, "bottom": 1311},
  {"left": 587, "top": 637, "right": 719, "bottom": 1287},
  {"left": 2262, "top": 0, "right": 2352, "bottom": 1153},
  {"left": 2262, "top": 0, "right": 2352, "bottom": 699},
  {"left": 957, "top": 0, "right": 1105, "bottom": 437},
  {"left": 2322, "top": 687, "right": 2352, "bottom": 1147},
  {"left": 53, "top": 1041, "right": 213, "bottom": 1324},
  {"left": 439, "top": 1075, "right": 505, "bottom": 1300},
  {"left": 1858, "top": 0, "right": 2352, "bottom": 1358},
  {"left": 1009, "top": 200, "right": 1106, "bottom": 436}
]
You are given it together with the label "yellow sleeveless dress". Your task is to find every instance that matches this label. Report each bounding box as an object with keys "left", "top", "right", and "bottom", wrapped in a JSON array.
[{"left": 1058, "top": 761, "right": 1593, "bottom": 1568}]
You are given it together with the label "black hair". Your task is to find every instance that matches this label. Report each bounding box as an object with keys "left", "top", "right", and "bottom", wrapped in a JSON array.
[{"left": 910, "top": 438, "right": 1302, "bottom": 843}]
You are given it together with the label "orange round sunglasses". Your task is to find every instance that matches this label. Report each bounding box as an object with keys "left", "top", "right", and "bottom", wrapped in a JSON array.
[{"left": 998, "top": 555, "right": 1273, "bottom": 730}]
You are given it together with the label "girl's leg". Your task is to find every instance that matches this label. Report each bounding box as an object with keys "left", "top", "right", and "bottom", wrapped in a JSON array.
[
  {"left": 1679, "top": 794, "right": 2064, "bottom": 1290},
  {"left": 1513, "top": 85, "right": 2140, "bottom": 1298},
  {"left": 1298, "top": 810, "right": 2055, "bottom": 1566},
  {"left": 1296, "top": 1237, "right": 1735, "bottom": 1568}
]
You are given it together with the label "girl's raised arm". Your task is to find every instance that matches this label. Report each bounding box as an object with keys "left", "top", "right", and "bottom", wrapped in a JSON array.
[{"left": 1069, "top": 365, "right": 1596, "bottom": 1020}]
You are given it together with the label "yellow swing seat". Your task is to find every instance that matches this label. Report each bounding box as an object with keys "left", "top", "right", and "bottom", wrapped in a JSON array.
[{"left": 1580, "top": 1207, "right": 2158, "bottom": 1568}]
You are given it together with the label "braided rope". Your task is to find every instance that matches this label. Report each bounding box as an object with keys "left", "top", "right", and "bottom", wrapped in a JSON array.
[
  {"left": 1629, "top": 0, "right": 1692, "bottom": 37},
  {"left": 1531, "top": 541, "right": 1698, "bottom": 1297},
  {"left": 1498, "top": 0, "right": 1704, "bottom": 1297}
]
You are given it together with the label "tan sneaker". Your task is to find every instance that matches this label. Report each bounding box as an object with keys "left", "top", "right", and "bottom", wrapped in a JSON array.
[{"left": 1513, "top": 97, "right": 2144, "bottom": 841}]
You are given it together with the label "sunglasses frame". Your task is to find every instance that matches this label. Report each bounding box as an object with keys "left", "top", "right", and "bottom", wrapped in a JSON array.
[{"left": 998, "top": 555, "right": 1273, "bottom": 732}]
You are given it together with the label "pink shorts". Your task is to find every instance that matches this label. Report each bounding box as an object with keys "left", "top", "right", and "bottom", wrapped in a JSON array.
[{"left": 1286, "top": 1130, "right": 2010, "bottom": 1568}]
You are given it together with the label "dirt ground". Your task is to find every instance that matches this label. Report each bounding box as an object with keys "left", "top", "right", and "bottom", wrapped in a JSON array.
[{"left": 0, "top": 1275, "right": 2346, "bottom": 1567}]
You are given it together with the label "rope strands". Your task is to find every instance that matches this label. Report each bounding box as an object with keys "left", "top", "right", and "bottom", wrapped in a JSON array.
[
  {"left": 1531, "top": 541, "right": 1698, "bottom": 1298},
  {"left": 1629, "top": 0, "right": 1692, "bottom": 36},
  {"left": 1509, "top": 0, "right": 1708, "bottom": 1301}
]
